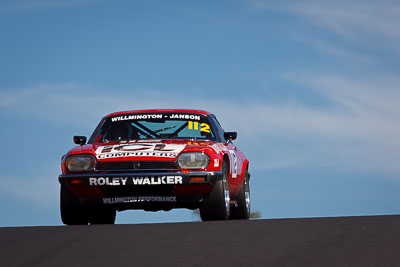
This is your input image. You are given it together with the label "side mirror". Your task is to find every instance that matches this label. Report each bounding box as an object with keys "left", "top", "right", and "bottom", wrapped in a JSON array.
[
  {"left": 73, "top": 136, "right": 87, "bottom": 146},
  {"left": 224, "top": 132, "right": 237, "bottom": 141}
]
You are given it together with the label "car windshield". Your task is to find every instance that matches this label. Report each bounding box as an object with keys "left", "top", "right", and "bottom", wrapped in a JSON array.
[{"left": 92, "top": 112, "right": 216, "bottom": 142}]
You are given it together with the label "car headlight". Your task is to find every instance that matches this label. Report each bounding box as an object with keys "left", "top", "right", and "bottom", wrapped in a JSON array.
[
  {"left": 66, "top": 155, "right": 96, "bottom": 172},
  {"left": 177, "top": 152, "right": 210, "bottom": 169}
]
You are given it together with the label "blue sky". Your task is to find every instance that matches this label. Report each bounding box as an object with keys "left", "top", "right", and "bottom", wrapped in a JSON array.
[{"left": 1, "top": 0, "right": 400, "bottom": 226}]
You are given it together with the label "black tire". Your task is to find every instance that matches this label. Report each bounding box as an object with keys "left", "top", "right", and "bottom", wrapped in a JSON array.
[
  {"left": 229, "top": 167, "right": 250, "bottom": 220},
  {"left": 60, "top": 185, "right": 89, "bottom": 225},
  {"left": 200, "top": 160, "right": 230, "bottom": 221},
  {"left": 89, "top": 207, "right": 116, "bottom": 225}
]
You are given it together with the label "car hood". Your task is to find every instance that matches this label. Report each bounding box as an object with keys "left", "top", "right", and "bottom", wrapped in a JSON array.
[{"left": 70, "top": 140, "right": 219, "bottom": 160}]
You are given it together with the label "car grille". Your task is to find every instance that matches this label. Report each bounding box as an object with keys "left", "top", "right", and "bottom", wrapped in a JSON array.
[{"left": 95, "top": 161, "right": 179, "bottom": 172}]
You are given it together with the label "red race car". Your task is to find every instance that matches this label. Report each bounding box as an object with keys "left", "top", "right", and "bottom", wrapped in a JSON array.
[{"left": 59, "top": 109, "right": 250, "bottom": 224}]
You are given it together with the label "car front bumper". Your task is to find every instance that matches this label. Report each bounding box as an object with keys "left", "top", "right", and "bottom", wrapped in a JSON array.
[
  {"left": 59, "top": 171, "right": 223, "bottom": 187},
  {"left": 58, "top": 171, "right": 223, "bottom": 209}
]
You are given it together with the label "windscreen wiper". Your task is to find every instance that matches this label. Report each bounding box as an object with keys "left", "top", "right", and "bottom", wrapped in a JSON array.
[
  {"left": 153, "top": 125, "right": 176, "bottom": 133},
  {"left": 131, "top": 121, "right": 159, "bottom": 138}
]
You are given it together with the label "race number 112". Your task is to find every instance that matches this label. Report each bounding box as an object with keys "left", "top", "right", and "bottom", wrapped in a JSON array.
[{"left": 188, "top": 121, "right": 210, "bottom": 133}]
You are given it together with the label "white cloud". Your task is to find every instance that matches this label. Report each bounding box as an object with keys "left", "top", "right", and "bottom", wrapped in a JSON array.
[
  {"left": 2, "top": 80, "right": 400, "bottom": 175},
  {"left": 277, "top": 73, "right": 400, "bottom": 173},
  {"left": 243, "top": 0, "right": 400, "bottom": 174},
  {"left": 252, "top": 0, "right": 400, "bottom": 54}
]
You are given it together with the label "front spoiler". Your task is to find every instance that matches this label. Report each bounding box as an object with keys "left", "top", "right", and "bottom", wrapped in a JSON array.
[
  {"left": 58, "top": 171, "right": 223, "bottom": 187},
  {"left": 59, "top": 171, "right": 222, "bottom": 210}
]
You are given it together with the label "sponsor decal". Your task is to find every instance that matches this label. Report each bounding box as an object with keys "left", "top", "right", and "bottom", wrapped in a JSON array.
[
  {"left": 89, "top": 176, "right": 183, "bottom": 186},
  {"left": 103, "top": 196, "right": 177, "bottom": 204},
  {"left": 89, "top": 177, "right": 129, "bottom": 186},
  {"left": 169, "top": 114, "right": 201, "bottom": 121},
  {"left": 229, "top": 150, "right": 238, "bottom": 178},
  {"left": 111, "top": 114, "right": 163, "bottom": 122},
  {"left": 187, "top": 141, "right": 210, "bottom": 146},
  {"left": 95, "top": 143, "right": 186, "bottom": 159}
]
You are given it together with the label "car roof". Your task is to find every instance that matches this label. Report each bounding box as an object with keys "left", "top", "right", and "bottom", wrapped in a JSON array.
[{"left": 106, "top": 109, "right": 213, "bottom": 117}]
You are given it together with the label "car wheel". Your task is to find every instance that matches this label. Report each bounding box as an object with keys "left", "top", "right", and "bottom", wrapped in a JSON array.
[
  {"left": 89, "top": 207, "right": 116, "bottom": 224},
  {"left": 229, "top": 167, "right": 250, "bottom": 220},
  {"left": 60, "top": 185, "right": 89, "bottom": 225},
  {"left": 200, "top": 160, "right": 230, "bottom": 221}
]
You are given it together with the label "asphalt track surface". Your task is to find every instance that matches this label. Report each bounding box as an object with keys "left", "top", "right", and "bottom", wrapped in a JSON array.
[{"left": 1, "top": 215, "right": 400, "bottom": 267}]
